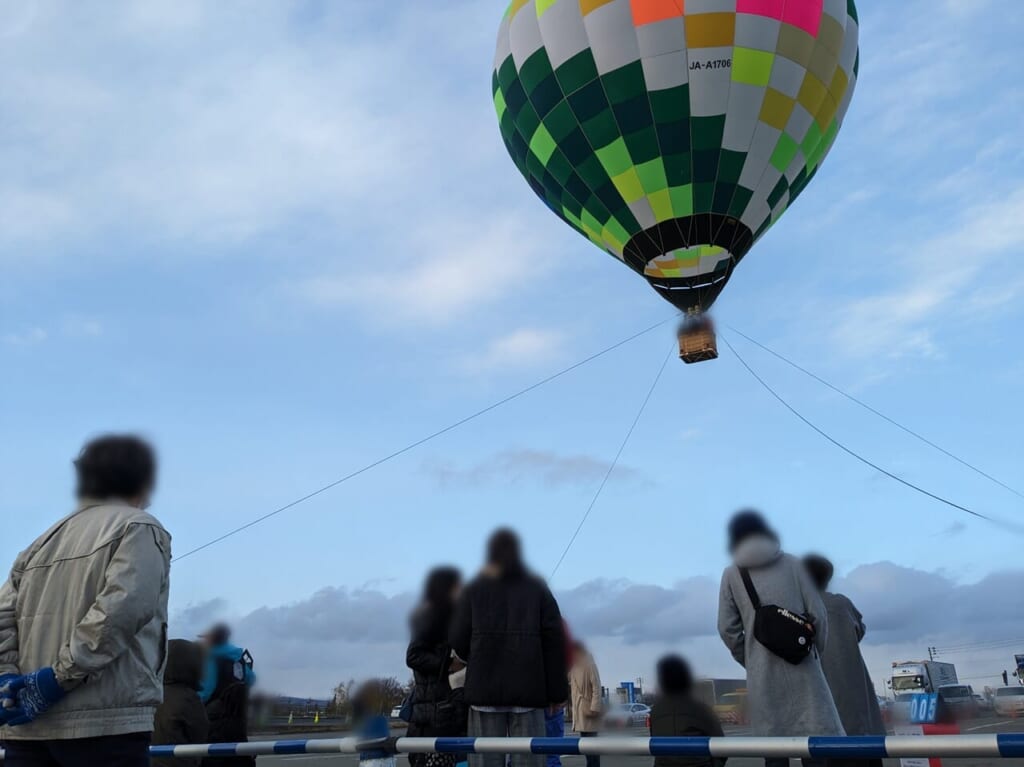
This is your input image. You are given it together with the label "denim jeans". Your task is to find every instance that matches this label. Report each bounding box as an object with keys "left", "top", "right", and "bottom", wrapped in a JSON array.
[
  {"left": 468, "top": 708, "right": 546, "bottom": 767},
  {"left": 544, "top": 708, "right": 565, "bottom": 767},
  {"left": 579, "top": 730, "right": 601, "bottom": 767},
  {"left": 2, "top": 732, "right": 151, "bottom": 767}
]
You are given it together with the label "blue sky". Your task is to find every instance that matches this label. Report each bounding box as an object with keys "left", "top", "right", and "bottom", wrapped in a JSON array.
[{"left": 2, "top": 0, "right": 1024, "bottom": 695}]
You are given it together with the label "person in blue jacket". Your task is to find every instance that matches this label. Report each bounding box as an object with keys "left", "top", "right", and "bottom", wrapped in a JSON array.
[{"left": 198, "top": 623, "right": 255, "bottom": 767}]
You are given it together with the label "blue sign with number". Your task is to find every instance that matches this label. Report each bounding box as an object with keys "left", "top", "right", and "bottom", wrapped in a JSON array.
[{"left": 910, "top": 693, "right": 938, "bottom": 724}]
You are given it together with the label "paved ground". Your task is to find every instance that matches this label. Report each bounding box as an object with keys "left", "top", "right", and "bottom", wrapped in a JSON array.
[{"left": 257, "top": 717, "right": 1024, "bottom": 767}]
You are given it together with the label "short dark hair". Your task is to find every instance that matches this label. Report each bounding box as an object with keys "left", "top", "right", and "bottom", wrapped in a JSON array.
[
  {"left": 201, "top": 623, "right": 232, "bottom": 646},
  {"left": 803, "top": 554, "right": 834, "bottom": 591},
  {"left": 657, "top": 654, "right": 694, "bottom": 695},
  {"left": 486, "top": 527, "right": 525, "bottom": 575},
  {"left": 75, "top": 435, "right": 157, "bottom": 501}
]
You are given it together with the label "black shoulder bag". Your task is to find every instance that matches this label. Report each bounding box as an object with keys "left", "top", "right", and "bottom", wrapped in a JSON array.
[{"left": 738, "top": 568, "right": 815, "bottom": 665}]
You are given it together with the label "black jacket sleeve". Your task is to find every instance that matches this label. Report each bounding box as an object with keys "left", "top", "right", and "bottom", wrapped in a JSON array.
[
  {"left": 449, "top": 589, "right": 472, "bottom": 662},
  {"left": 407, "top": 609, "right": 449, "bottom": 676},
  {"left": 539, "top": 583, "right": 569, "bottom": 703}
]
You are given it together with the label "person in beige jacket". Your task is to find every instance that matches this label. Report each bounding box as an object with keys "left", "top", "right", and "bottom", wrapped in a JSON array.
[
  {"left": 568, "top": 640, "right": 602, "bottom": 767},
  {"left": 0, "top": 435, "right": 171, "bottom": 767}
]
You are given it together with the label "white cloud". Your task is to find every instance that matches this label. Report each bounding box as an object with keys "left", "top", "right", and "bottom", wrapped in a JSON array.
[
  {"left": 62, "top": 316, "right": 103, "bottom": 338},
  {"left": 831, "top": 187, "right": 1024, "bottom": 359},
  {"left": 942, "top": 0, "right": 991, "bottom": 17},
  {"left": 811, "top": 0, "right": 1024, "bottom": 363},
  {"left": 298, "top": 217, "right": 555, "bottom": 326},
  {"left": 0, "top": 0, "right": 554, "bottom": 322},
  {"left": 1, "top": 317, "right": 103, "bottom": 346},
  {"left": 2, "top": 327, "right": 47, "bottom": 345},
  {"left": 0, "top": 2, "right": 428, "bottom": 250},
  {"left": 855, "top": 1, "right": 1017, "bottom": 159},
  {"left": 423, "top": 448, "right": 641, "bottom": 489},
  {"left": 456, "top": 327, "right": 568, "bottom": 373}
]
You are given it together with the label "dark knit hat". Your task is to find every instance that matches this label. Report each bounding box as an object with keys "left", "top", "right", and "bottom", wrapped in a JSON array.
[{"left": 727, "top": 509, "right": 777, "bottom": 552}]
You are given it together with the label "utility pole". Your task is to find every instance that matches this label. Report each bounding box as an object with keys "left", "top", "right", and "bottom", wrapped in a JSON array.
[{"left": 928, "top": 646, "right": 936, "bottom": 661}]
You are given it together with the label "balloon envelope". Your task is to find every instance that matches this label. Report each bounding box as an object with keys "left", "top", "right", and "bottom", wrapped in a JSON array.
[{"left": 493, "top": 0, "right": 859, "bottom": 313}]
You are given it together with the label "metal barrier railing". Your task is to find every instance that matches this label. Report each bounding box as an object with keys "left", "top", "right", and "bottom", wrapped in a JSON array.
[{"left": 4, "top": 735, "right": 1020, "bottom": 760}]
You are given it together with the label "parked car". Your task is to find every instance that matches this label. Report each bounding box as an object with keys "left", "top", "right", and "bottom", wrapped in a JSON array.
[
  {"left": 604, "top": 703, "right": 651, "bottom": 728},
  {"left": 994, "top": 687, "right": 1024, "bottom": 717},
  {"left": 937, "top": 684, "right": 977, "bottom": 718},
  {"left": 974, "top": 693, "right": 993, "bottom": 713},
  {"left": 390, "top": 705, "right": 404, "bottom": 720}
]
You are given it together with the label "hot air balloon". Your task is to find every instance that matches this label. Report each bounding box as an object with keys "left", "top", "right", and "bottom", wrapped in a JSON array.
[{"left": 493, "top": 0, "right": 859, "bottom": 361}]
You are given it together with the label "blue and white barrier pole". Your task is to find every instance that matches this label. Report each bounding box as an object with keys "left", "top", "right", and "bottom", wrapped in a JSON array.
[
  {"left": 4, "top": 735, "right": 1024, "bottom": 760},
  {"left": 396, "top": 735, "right": 1024, "bottom": 760},
  {"left": 148, "top": 738, "right": 359, "bottom": 759}
]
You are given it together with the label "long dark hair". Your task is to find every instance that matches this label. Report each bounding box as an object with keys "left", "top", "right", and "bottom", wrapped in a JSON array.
[
  {"left": 423, "top": 566, "right": 461, "bottom": 607},
  {"left": 416, "top": 566, "right": 461, "bottom": 641}
]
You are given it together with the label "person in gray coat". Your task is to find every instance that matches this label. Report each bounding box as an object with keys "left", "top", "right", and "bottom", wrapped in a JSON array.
[
  {"left": 804, "top": 554, "right": 885, "bottom": 767},
  {"left": 717, "top": 511, "right": 843, "bottom": 767},
  {"left": 0, "top": 435, "right": 171, "bottom": 767}
]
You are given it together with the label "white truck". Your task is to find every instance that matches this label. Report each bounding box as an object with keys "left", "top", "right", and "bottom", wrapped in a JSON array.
[{"left": 889, "top": 661, "right": 958, "bottom": 702}]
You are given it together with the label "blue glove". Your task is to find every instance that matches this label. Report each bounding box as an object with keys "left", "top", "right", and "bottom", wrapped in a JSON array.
[
  {"left": 0, "top": 673, "right": 25, "bottom": 726},
  {"left": 0, "top": 673, "right": 18, "bottom": 709},
  {"left": 3, "top": 668, "right": 65, "bottom": 726},
  {"left": 0, "top": 673, "right": 18, "bottom": 695}
]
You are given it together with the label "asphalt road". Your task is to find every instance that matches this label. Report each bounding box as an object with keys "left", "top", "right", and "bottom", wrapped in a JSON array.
[{"left": 257, "top": 717, "right": 1024, "bottom": 767}]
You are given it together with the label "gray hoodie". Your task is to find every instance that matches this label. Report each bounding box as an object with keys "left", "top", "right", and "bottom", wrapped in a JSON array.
[{"left": 717, "top": 534, "right": 843, "bottom": 737}]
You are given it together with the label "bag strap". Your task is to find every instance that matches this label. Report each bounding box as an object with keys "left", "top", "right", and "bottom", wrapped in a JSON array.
[{"left": 738, "top": 567, "right": 762, "bottom": 609}]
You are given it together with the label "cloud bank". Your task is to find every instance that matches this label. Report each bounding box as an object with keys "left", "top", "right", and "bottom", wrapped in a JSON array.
[{"left": 170, "top": 562, "right": 1024, "bottom": 696}]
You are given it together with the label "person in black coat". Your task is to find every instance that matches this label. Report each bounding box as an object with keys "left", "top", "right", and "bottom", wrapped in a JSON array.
[
  {"left": 649, "top": 655, "right": 726, "bottom": 767},
  {"left": 449, "top": 529, "right": 568, "bottom": 767},
  {"left": 406, "top": 566, "right": 466, "bottom": 767},
  {"left": 153, "top": 640, "right": 209, "bottom": 767}
]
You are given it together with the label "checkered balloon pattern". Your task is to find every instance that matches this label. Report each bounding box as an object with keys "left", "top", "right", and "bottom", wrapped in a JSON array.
[{"left": 493, "top": 0, "right": 859, "bottom": 313}]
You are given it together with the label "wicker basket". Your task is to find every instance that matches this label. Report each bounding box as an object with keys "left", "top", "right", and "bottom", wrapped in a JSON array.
[{"left": 678, "top": 327, "right": 718, "bottom": 364}]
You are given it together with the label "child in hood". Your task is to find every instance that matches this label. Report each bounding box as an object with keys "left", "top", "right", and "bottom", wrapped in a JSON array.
[
  {"left": 153, "top": 640, "right": 209, "bottom": 767},
  {"left": 649, "top": 655, "right": 726, "bottom": 767}
]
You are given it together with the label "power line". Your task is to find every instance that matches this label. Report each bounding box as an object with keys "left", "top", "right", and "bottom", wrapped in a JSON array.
[
  {"left": 550, "top": 343, "right": 674, "bottom": 580},
  {"left": 935, "top": 638, "right": 1024, "bottom": 654},
  {"left": 935, "top": 645, "right": 1022, "bottom": 658},
  {"left": 726, "top": 326, "right": 1024, "bottom": 501},
  {"left": 939, "top": 639, "right": 1024, "bottom": 651},
  {"left": 940, "top": 645, "right": 1023, "bottom": 656},
  {"left": 173, "top": 314, "right": 678, "bottom": 563},
  {"left": 720, "top": 334, "right": 999, "bottom": 525}
]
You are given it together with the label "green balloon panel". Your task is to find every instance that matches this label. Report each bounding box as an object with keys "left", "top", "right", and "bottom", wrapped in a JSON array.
[{"left": 493, "top": 0, "right": 859, "bottom": 312}]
